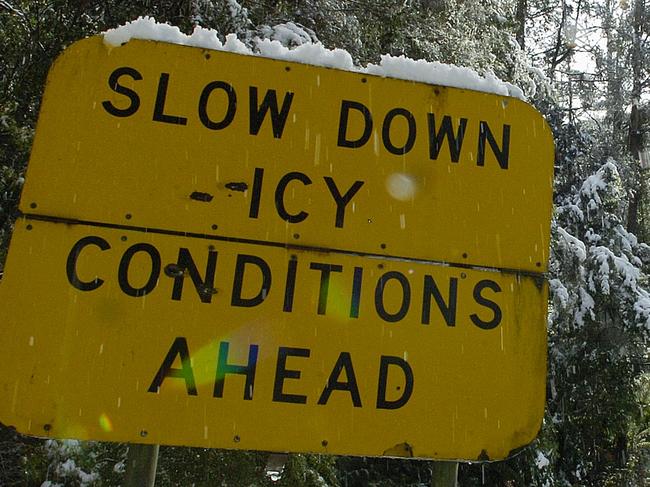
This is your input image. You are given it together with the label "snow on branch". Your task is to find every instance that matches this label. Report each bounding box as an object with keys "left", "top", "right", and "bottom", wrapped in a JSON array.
[
  {"left": 633, "top": 293, "right": 650, "bottom": 331},
  {"left": 589, "top": 245, "right": 641, "bottom": 295},
  {"left": 578, "top": 160, "right": 620, "bottom": 209},
  {"left": 557, "top": 226, "right": 587, "bottom": 262}
]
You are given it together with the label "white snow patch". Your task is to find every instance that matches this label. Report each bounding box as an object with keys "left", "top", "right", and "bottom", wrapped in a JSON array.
[
  {"left": 535, "top": 451, "right": 550, "bottom": 469},
  {"left": 223, "top": 33, "right": 251, "bottom": 54},
  {"left": 103, "top": 17, "right": 208, "bottom": 48},
  {"left": 267, "top": 22, "right": 313, "bottom": 46},
  {"left": 576, "top": 287, "right": 595, "bottom": 326},
  {"left": 364, "top": 55, "right": 524, "bottom": 98},
  {"left": 634, "top": 293, "right": 650, "bottom": 330},
  {"left": 103, "top": 17, "right": 524, "bottom": 99},
  {"left": 579, "top": 160, "right": 619, "bottom": 204},
  {"left": 58, "top": 459, "right": 78, "bottom": 475},
  {"left": 565, "top": 203, "right": 585, "bottom": 222},
  {"left": 226, "top": 0, "right": 248, "bottom": 21},
  {"left": 557, "top": 226, "right": 586, "bottom": 261},
  {"left": 550, "top": 278, "right": 569, "bottom": 309},
  {"left": 255, "top": 38, "right": 354, "bottom": 69},
  {"left": 591, "top": 246, "right": 640, "bottom": 292}
]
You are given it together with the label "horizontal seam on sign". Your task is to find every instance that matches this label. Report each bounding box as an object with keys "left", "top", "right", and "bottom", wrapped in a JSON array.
[{"left": 20, "top": 212, "right": 548, "bottom": 280}]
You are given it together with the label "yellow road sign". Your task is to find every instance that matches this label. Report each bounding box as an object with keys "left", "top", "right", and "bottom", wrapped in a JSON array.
[
  {"left": 21, "top": 36, "right": 554, "bottom": 273},
  {"left": 0, "top": 35, "right": 554, "bottom": 460},
  {"left": 0, "top": 219, "right": 546, "bottom": 460}
]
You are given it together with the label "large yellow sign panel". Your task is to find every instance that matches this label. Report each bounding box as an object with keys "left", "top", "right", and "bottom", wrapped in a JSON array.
[
  {"left": 21, "top": 36, "right": 553, "bottom": 273},
  {"left": 1, "top": 219, "right": 546, "bottom": 460},
  {"left": 0, "top": 36, "right": 554, "bottom": 460}
]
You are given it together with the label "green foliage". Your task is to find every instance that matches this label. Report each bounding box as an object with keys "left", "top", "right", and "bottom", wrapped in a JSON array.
[
  {"left": 276, "top": 454, "right": 339, "bottom": 486},
  {"left": 154, "top": 446, "right": 267, "bottom": 486},
  {"left": 0, "top": 104, "right": 30, "bottom": 268},
  {"left": 335, "top": 456, "right": 432, "bottom": 486},
  {"left": 25, "top": 440, "right": 126, "bottom": 486},
  {"left": 548, "top": 159, "right": 650, "bottom": 485},
  {"left": 156, "top": 449, "right": 338, "bottom": 486},
  {"left": 624, "top": 374, "right": 650, "bottom": 485}
]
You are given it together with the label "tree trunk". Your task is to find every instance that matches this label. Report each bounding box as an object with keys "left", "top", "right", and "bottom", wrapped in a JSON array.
[
  {"left": 515, "top": 0, "right": 527, "bottom": 50},
  {"left": 626, "top": 0, "right": 645, "bottom": 236},
  {"left": 124, "top": 443, "right": 159, "bottom": 487}
]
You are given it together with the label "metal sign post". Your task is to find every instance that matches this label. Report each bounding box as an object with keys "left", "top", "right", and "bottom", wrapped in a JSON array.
[
  {"left": 431, "top": 461, "right": 458, "bottom": 486},
  {"left": 124, "top": 444, "right": 159, "bottom": 487}
]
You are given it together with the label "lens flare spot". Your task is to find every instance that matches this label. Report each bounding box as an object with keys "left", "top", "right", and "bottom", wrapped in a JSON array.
[
  {"left": 386, "top": 173, "right": 417, "bottom": 201},
  {"left": 99, "top": 413, "right": 113, "bottom": 432},
  {"left": 327, "top": 280, "right": 352, "bottom": 322}
]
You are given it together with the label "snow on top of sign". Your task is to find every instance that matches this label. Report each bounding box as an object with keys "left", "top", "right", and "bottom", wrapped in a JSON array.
[
  {"left": 364, "top": 54, "right": 523, "bottom": 98},
  {"left": 103, "top": 16, "right": 524, "bottom": 99}
]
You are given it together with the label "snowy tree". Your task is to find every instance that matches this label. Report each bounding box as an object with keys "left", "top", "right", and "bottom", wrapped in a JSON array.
[{"left": 548, "top": 159, "right": 650, "bottom": 484}]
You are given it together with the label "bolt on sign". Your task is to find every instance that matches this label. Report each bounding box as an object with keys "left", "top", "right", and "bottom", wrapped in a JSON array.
[{"left": 0, "top": 36, "right": 554, "bottom": 461}]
